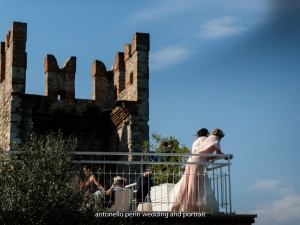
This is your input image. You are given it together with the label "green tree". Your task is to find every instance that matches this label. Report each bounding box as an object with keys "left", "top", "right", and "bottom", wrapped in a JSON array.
[
  {"left": 144, "top": 133, "right": 190, "bottom": 185},
  {"left": 0, "top": 131, "right": 131, "bottom": 225}
]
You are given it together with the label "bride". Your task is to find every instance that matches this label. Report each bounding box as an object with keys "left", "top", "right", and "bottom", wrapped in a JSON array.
[{"left": 169, "top": 128, "right": 231, "bottom": 212}]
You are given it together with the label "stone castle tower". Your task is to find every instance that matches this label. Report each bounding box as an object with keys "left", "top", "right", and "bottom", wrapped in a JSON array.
[{"left": 0, "top": 22, "right": 149, "bottom": 154}]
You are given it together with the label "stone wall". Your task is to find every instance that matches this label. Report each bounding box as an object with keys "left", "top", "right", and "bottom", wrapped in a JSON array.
[
  {"left": 112, "top": 33, "right": 150, "bottom": 156},
  {"left": 0, "top": 22, "right": 149, "bottom": 157},
  {"left": 0, "top": 22, "right": 27, "bottom": 149}
]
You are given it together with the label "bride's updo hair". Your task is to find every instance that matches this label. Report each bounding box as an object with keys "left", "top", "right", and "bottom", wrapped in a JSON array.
[
  {"left": 212, "top": 128, "right": 225, "bottom": 138},
  {"left": 197, "top": 128, "right": 209, "bottom": 137}
]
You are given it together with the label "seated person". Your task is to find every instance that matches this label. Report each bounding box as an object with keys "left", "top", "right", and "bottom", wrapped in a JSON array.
[
  {"left": 104, "top": 176, "right": 127, "bottom": 207},
  {"left": 83, "top": 164, "right": 105, "bottom": 194},
  {"left": 80, "top": 164, "right": 105, "bottom": 210}
]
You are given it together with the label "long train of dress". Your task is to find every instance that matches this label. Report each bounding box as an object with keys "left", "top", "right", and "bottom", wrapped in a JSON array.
[{"left": 168, "top": 155, "right": 219, "bottom": 213}]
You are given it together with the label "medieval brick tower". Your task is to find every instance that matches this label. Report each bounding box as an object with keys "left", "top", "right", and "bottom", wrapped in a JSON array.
[{"left": 0, "top": 22, "right": 149, "bottom": 154}]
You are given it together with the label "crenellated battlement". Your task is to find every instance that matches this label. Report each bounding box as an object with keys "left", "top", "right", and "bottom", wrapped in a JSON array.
[
  {"left": 0, "top": 21, "right": 149, "bottom": 155},
  {"left": 40, "top": 32, "right": 150, "bottom": 106},
  {"left": 113, "top": 33, "right": 150, "bottom": 103},
  {"left": 0, "top": 22, "right": 27, "bottom": 92},
  {"left": 44, "top": 55, "right": 76, "bottom": 101}
]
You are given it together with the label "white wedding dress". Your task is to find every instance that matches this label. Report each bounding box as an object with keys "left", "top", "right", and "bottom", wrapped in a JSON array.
[
  {"left": 168, "top": 167, "right": 219, "bottom": 212},
  {"left": 168, "top": 135, "right": 220, "bottom": 212}
]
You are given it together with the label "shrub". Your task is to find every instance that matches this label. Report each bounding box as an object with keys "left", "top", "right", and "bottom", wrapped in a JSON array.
[
  {"left": 143, "top": 133, "right": 190, "bottom": 185},
  {"left": 0, "top": 131, "right": 131, "bottom": 225}
]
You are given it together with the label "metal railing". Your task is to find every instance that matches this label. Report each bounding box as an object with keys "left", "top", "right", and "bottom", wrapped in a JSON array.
[
  {"left": 74, "top": 151, "right": 232, "bottom": 214},
  {"left": 1, "top": 151, "right": 232, "bottom": 214}
]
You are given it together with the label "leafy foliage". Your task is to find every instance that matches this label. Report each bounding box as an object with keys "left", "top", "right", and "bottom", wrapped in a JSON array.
[
  {"left": 0, "top": 131, "right": 131, "bottom": 225},
  {"left": 143, "top": 133, "right": 190, "bottom": 185}
]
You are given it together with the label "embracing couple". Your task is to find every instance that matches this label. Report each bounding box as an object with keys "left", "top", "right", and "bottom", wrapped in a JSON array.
[{"left": 169, "top": 128, "right": 233, "bottom": 212}]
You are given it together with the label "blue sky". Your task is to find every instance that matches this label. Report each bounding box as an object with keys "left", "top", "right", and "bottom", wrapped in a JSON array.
[{"left": 1, "top": 0, "right": 299, "bottom": 224}]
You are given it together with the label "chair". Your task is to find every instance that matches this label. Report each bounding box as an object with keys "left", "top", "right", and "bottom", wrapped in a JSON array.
[
  {"left": 125, "top": 182, "right": 137, "bottom": 211},
  {"left": 107, "top": 189, "right": 134, "bottom": 211}
]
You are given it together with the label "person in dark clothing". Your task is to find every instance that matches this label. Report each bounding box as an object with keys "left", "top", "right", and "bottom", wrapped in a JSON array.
[
  {"left": 135, "top": 154, "right": 154, "bottom": 203},
  {"left": 136, "top": 169, "right": 153, "bottom": 203}
]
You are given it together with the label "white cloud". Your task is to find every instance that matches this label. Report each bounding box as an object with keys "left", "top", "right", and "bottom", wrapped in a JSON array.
[
  {"left": 279, "top": 186, "right": 295, "bottom": 195},
  {"left": 248, "top": 178, "right": 282, "bottom": 191},
  {"left": 248, "top": 178, "right": 300, "bottom": 224},
  {"left": 198, "top": 16, "right": 248, "bottom": 40},
  {"left": 249, "top": 194, "right": 300, "bottom": 225},
  {"left": 150, "top": 45, "right": 191, "bottom": 71}
]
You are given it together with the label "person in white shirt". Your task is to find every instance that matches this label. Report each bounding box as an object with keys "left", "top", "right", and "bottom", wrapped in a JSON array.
[
  {"left": 104, "top": 176, "right": 127, "bottom": 207},
  {"left": 105, "top": 176, "right": 126, "bottom": 195},
  {"left": 191, "top": 128, "right": 209, "bottom": 153}
]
